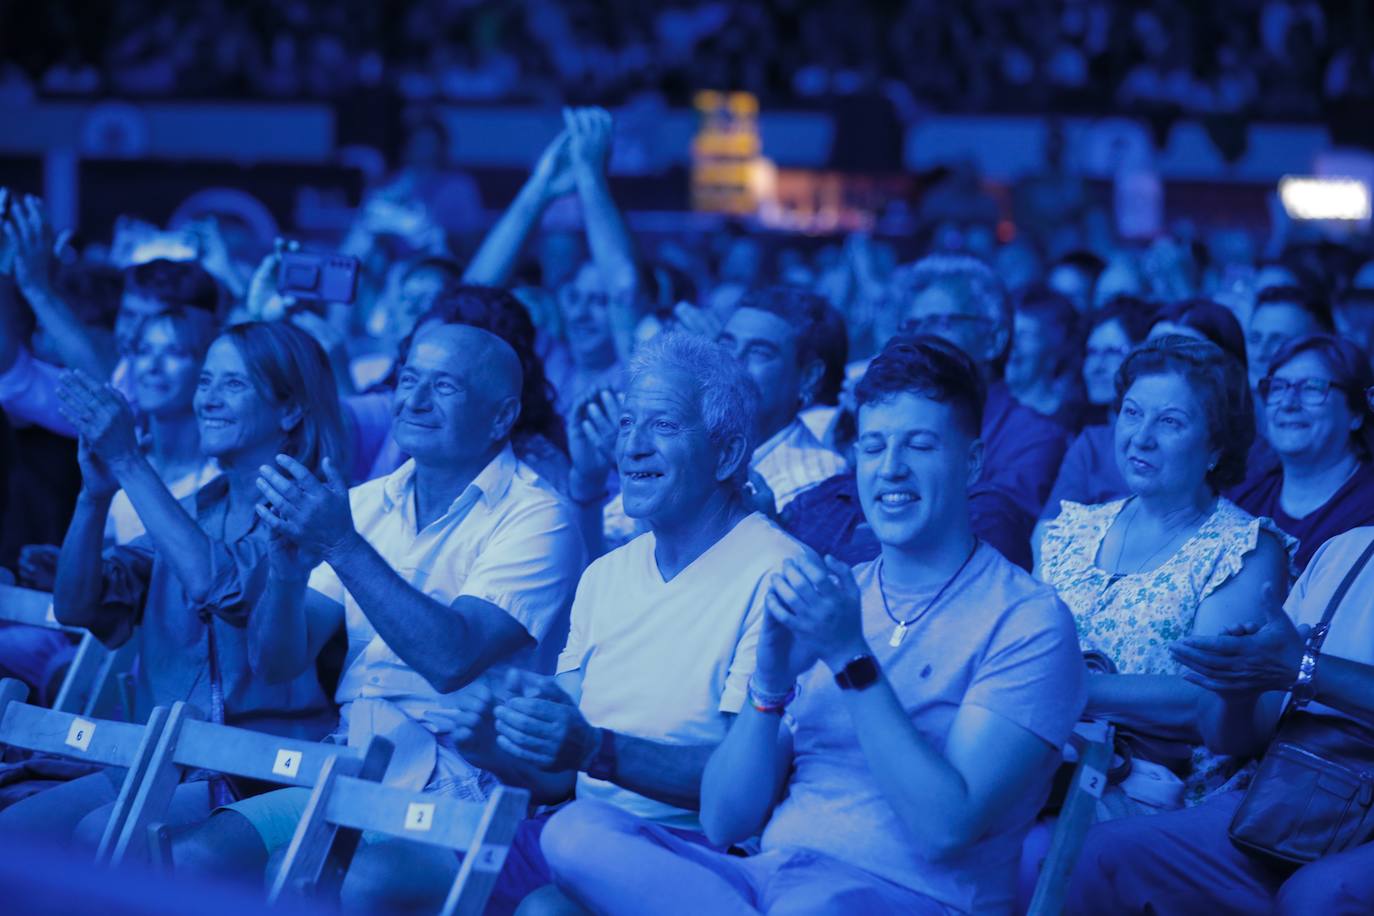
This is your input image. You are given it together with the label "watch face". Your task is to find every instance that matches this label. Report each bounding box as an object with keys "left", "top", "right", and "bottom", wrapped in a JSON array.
[{"left": 838, "top": 655, "right": 879, "bottom": 690}]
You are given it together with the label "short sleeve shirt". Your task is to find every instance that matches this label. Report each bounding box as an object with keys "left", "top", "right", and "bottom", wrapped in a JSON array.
[
  {"left": 1285, "top": 527, "right": 1374, "bottom": 722},
  {"left": 309, "top": 447, "right": 585, "bottom": 794},
  {"left": 558, "top": 513, "right": 805, "bottom": 830},
  {"left": 761, "top": 545, "right": 1085, "bottom": 914}
]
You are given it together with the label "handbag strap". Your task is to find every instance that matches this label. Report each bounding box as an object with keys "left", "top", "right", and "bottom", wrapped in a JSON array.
[{"left": 1306, "top": 534, "right": 1374, "bottom": 653}]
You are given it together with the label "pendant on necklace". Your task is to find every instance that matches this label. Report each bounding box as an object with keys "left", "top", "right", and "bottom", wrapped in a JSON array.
[{"left": 889, "top": 622, "right": 908, "bottom": 648}]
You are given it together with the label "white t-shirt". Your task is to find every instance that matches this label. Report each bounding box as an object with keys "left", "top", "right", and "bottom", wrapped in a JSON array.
[
  {"left": 309, "top": 447, "right": 585, "bottom": 795},
  {"left": 1286, "top": 526, "right": 1374, "bottom": 722},
  {"left": 558, "top": 512, "right": 805, "bottom": 830}
]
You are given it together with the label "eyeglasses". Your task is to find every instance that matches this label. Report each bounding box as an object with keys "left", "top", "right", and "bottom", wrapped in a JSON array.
[
  {"left": 900, "top": 313, "right": 992, "bottom": 336},
  {"left": 1259, "top": 376, "right": 1345, "bottom": 407}
]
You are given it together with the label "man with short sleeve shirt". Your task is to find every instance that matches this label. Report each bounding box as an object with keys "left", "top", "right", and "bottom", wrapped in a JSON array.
[
  {"left": 162, "top": 322, "right": 584, "bottom": 905},
  {"left": 540, "top": 335, "right": 1085, "bottom": 915}
]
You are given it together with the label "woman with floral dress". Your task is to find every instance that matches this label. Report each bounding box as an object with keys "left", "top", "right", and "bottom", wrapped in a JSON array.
[{"left": 1040, "top": 336, "right": 1294, "bottom": 810}]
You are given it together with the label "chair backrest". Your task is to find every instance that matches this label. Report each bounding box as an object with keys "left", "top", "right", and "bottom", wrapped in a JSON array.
[
  {"left": 109, "top": 702, "right": 364, "bottom": 866},
  {"left": 0, "top": 585, "right": 69, "bottom": 630},
  {"left": 0, "top": 677, "right": 169, "bottom": 865},
  {"left": 1025, "top": 719, "right": 1115, "bottom": 916},
  {"left": 0, "top": 585, "right": 135, "bottom": 721},
  {"left": 270, "top": 755, "right": 528, "bottom": 916}
]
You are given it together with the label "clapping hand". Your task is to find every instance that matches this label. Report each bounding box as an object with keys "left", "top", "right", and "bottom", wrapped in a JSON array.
[
  {"left": 56, "top": 370, "right": 141, "bottom": 471},
  {"left": 564, "top": 107, "right": 614, "bottom": 179},
  {"left": 488, "top": 668, "right": 598, "bottom": 772},
  {"left": 254, "top": 455, "right": 357, "bottom": 569},
  {"left": 1, "top": 191, "right": 67, "bottom": 294},
  {"left": 530, "top": 130, "right": 577, "bottom": 201},
  {"left": 1170, "top": 585, "right": 1307, "bottom": 695},
  {"left": 567, "top": 388, "right": 621, "bottom": 496},
  {"left": 765, "top": 552, "right": 868, "bottom": 673}
]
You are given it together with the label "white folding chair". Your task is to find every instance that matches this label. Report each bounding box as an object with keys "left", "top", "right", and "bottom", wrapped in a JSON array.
[
  {"left": 0, "top": 676, "right": 169, "bottom": 863},
  {"left": 270, "top": 756, "right": 528, "bottom": 916}
]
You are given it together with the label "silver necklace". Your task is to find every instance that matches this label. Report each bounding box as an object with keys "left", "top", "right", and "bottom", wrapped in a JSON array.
[{"left": 877, "top": 540, "right": 979, "bottom": 647}]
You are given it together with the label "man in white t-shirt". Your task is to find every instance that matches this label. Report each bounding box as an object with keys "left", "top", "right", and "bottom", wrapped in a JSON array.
[
  {"left": 447, "top": 331, "right": 807, "bottom": 913},
  {"left": 540, "top": 334, "right": 1085, "bottom": 915},
  {"left": 1071, "top": 526, "right": 1374, "bottom": 914}
]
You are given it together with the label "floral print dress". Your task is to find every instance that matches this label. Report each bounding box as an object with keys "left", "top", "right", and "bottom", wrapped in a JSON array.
[{"left": 1039, "top": 496, "right": 1296, "bottom": 804}]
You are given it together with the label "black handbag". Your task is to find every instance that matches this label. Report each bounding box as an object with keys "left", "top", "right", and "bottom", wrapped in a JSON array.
[{"left": 1229, "top": 536, "right": 1374, "bottom": 866}]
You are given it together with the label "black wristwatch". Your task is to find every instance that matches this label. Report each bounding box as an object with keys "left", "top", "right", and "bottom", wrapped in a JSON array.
[
  {"left": 582, "top": 728, "right": 617, "bottom": 781},
  {"left": 834, "top": 654, "right": 880, "bottom": 691}
]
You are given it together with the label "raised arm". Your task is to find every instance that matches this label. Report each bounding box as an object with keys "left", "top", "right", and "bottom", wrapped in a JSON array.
[
  {"left": 56, "top": 370, "right": 221, "bottom": 603},
  {"left": 51, "top": 444, "right": 122, "bottom": 629},
  {"left": 2, "top": 193, "right": 115, "bottom": 379},
  {"left": 565, "top": 108, "right": 638, "bottom": 362},
  {"left": 256, "top": 455, "right": 535, "bottom": 693},
  {"left": 462, "top": 130, "right": 575, "bottom": 286},
  {"left": 246, "top": 512, "right": 344, "bottom": 683}
]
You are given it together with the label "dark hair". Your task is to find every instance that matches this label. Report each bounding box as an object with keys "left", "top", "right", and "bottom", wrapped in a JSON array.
[
  {"left": 1116, "top": 336, "right": 1254, "bottom": 491},
  {"left": 219, "top": 321, "right": 348, "bottom": 478},
  {"left": 1153, "top": 298, "right": 1248, "bottom": 369},
  {"left": 811, "top": 303, "right": 850, "bottom": 407},
  {"left": 1266, "top": 334, "right": 1374, "bottom": 460},
  {"left": 54, "top": 264, "right": 124, "bottom": 331},
  {"left": 1052, "top": 250, "right": 1107, "bottom": 282},
  {"left": 412, "top": 284, "right": 567, "bottom": 453},
  {"left": 856, "top": 333, "right": 986, "bottom": 439},
  {"left": 1336, "top": 288, "right": 1374, "bottom": 314},
  {"left": 737, "top": 285, "right": 831, "bottom": 372},
  {"left": 1090, "top": 295, "right": 1157, "bottom": 345},
  {"left": 1014, "top": 285, "right": 1082, "bottom": 378},
  {"left": 123, "top": 259, "right": 222, "bottom": 315},
  {"left": 1254, "top": 285, "right": 1334, "bottom": 333}
]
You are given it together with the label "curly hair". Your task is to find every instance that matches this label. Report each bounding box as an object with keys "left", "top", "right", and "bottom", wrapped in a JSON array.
[{"left": 1116, "top": 335, "right": 1254, "bottom": 491}]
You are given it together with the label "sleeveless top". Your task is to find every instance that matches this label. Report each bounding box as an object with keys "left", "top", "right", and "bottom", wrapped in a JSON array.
[{"left": 1040, "top": 497, "right": 1297, "bottom": 803}]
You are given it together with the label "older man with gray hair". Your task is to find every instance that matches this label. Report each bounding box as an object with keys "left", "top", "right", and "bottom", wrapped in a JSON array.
[
  {"left": 784, "top": 254, "right": 1067, "bottom": 570},
  {"left": 447, "top": 331, "right": 808, "bottom": 913}
]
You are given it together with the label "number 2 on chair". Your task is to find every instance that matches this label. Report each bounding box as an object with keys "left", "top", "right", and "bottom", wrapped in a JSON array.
[{"left": 405, "top": 802, "right": 435, "bottom": 832}]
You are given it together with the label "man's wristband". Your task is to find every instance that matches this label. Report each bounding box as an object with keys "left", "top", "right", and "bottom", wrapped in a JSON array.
[{"left": 748, "top": 677, "right": 798, "bottom": 714}]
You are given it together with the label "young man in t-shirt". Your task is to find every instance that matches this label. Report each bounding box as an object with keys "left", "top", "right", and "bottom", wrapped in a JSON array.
[{"left": 539, "top": 334, "right": 1086, "bottom": 915}]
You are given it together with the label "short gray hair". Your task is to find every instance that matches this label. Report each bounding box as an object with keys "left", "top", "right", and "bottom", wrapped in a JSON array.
[
  {"left": 628, "top": 332, "right": 758, "bottom": 482},
  {"left": 890, "top": 254, "right": 1009, "bottom": 329}
]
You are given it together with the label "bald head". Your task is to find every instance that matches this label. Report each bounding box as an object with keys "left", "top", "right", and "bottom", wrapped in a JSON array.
[
  {"left": 413, "top": 322, "right": 523, "bottom": 403},
  {"left": 394, "top": 323, "right": 524, "bottom": 468}
]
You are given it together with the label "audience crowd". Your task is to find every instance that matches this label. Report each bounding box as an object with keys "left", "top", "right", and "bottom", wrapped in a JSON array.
[
  {"left": 4, "top": 101, "right": 1374, "bottom": 915},
  {"left": 2, "top": 0, "right": 1370, "bottom": 119}
]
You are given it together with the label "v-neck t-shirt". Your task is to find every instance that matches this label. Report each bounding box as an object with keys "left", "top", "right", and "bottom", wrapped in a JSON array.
[{"left": 557, "top": 512, "right": 806, "bottom": 830}]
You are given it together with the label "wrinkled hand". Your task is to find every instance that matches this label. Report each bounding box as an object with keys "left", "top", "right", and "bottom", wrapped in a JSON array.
[
  {"left": 490, "top": 669, "right": 597, "bottom": 771},
  {"left": 530, "top": 130, "right": 576, "bottom": 200},
  {"left": 17, "top": 544, "right": 60, "bottom": 591},
  {"left": 567, "top": 388, "right": 621, "bottom": 492},
  {"left": 1170, "top": 585, "right": 1307, "bottom": 695},
  {"left": 564, "top": 107, "right": 614, "bottom": 178},
  {"left": 767, "top": 552, "right": 868, "bottom": 672},
  {"left": 439, "top": 678, "right": 500, "bottom": 758},
  {"left": 56, "top": 370, "right": 141, "bottom": 468},
  {"left": 254, "top": 455, "right": 357, "bottom": 567}
]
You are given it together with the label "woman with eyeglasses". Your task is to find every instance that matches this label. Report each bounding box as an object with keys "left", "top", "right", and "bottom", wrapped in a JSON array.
[{"left": 1230, "top": 335, "right": 1374, "bottom": 572}]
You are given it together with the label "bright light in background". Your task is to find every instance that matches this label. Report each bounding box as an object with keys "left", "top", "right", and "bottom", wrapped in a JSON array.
[{"left": 1279, "top": 176, "right": 1371, "bottom": 221}]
